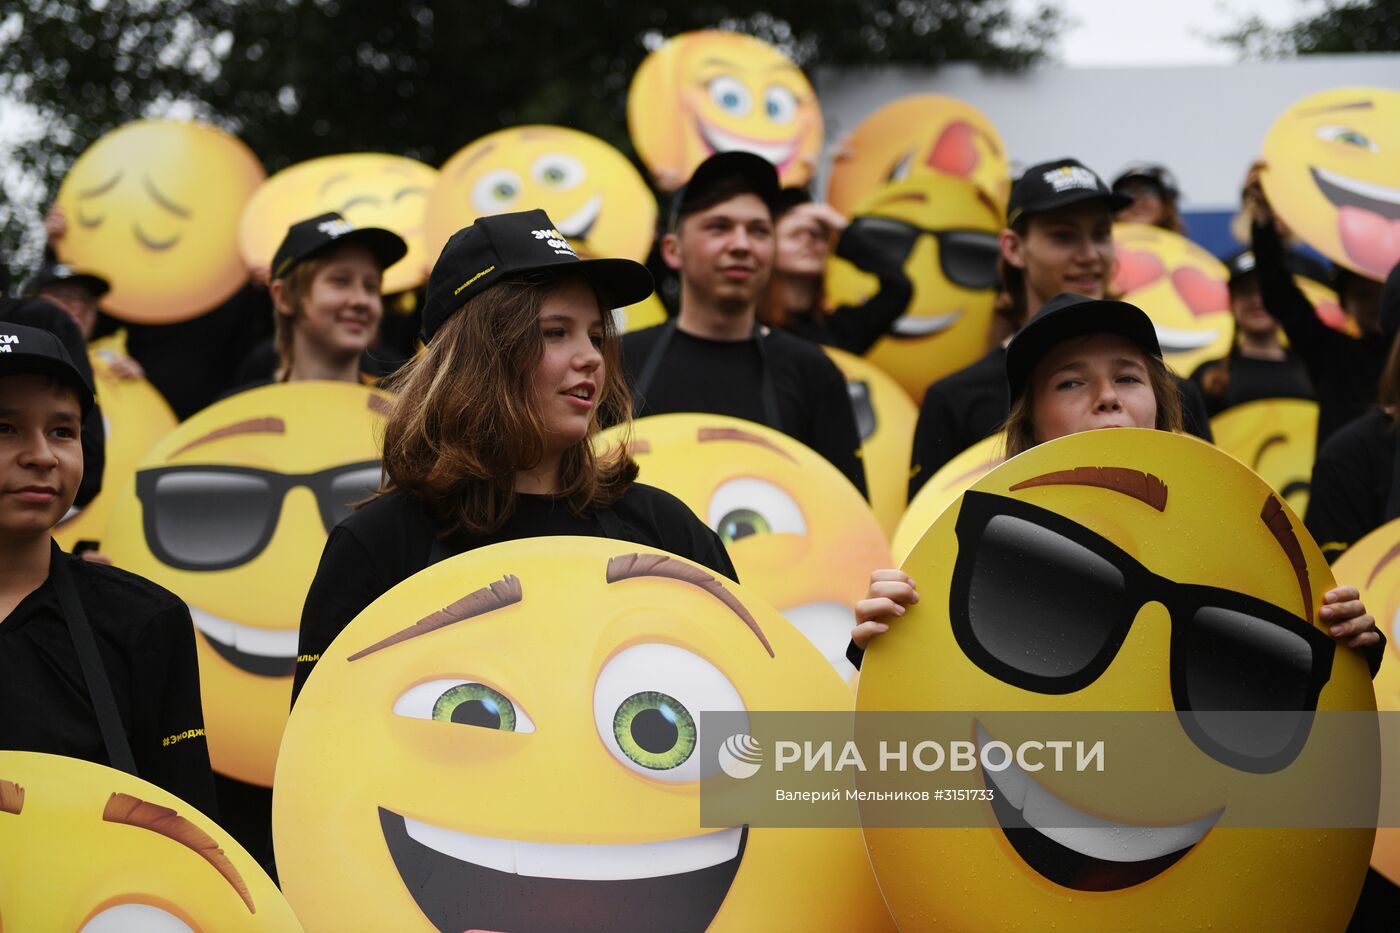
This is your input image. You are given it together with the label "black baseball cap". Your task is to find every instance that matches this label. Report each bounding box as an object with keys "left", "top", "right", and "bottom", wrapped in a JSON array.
[
  {"left": 1006, "top": 158, "right": 1132, "bottom": 227},
  {"left": 270, "top": 212, "right": 408, "bottom": 281},
  {"left": 667, "top": 151, "right": 782, "bottom": 231},
  {"left": 1112, "top": 163, "right": 1181, "bottom": 201},
  {"left": 1225, "top": 250, "right": 1258, "bottom": 290},
  {"left": 1006, "top": 293, "right": 1162, "bottom": 403},
  {"left": 26, "top": 263, "right": 110, "bottom": 299},
  {"left": 0, "top": 320, "right": 96, "bottom": 414},
  {"left": 420, "top": 208, "right": 654, "bottom": 342}
]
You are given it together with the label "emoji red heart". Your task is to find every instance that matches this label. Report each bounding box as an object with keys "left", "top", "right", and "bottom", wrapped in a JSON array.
[
  {"left": 1171, "top": 267, "right": 1229, "bottom": 317},
  {"left": 1112, "top": 249, "right": 1165, "bottom": 294},
  {"left": 927, "top": 121, "right": 978, "bottom": 177}
]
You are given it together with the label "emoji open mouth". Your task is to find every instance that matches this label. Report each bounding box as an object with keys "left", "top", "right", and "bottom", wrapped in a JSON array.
[
  {"left": 556, "top": 193, "right": 603, "bottom": 241},
  {"left": 1311, "top": 166, "right": 1400, "bottom": 221},
  {"left": 189, "top": 604, "right": 297, "bottom": 678},
  {"left": 781, "top": 601, "right": 859, "bottom": 678},
  {"left": 696, "top": 120, "right": 797, "bottom": 170},
  {"left": 890, "top": 311, "right": 961, "bottom": 339},
  {"left": 977, "top": 724, "right": 1220, "bottom": 891},
  {"left": 1312, "top": 166, "right": 1400, "bottom": 277},
  {"left": 1153, "top": 325, "right": 1221, "bottom": 354},
  {"left": 379, "top": 807, "right": 746, "bottom": 932}
]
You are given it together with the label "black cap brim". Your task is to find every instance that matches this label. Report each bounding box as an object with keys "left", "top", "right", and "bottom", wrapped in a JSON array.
[
  {"left": 1009, "top": 189, "right": 1133, "bottom": 226},
  {"left": 670, "top": 151, "right": 782, "bottom": 229},
  {"left": 312, "top": 227, "right": 408, "bottom": 272},
  {"left": 513, "top": 256, "right": 655, "bottom": 311},
  {"left": 2, "top": 354, "right": 95, "bottom": 415},
  {"left": 1007, "top": 297, "right": 1162, "bottom": 403}
]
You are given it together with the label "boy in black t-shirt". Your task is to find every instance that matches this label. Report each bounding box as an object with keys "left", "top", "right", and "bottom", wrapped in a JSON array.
[{"left": 621, "top": 153, "right": 868, "bottom": 498}]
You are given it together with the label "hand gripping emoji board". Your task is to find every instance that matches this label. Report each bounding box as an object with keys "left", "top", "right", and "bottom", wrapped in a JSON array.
[
  {"left": 0, "top": 751, "right": 301, "bottom": 931},
  {"left": 858, "top": 428, "right": 1376, "bottom": 931},
  {"left": 273, "top": 537, "right": 894, "bottom": 932}
]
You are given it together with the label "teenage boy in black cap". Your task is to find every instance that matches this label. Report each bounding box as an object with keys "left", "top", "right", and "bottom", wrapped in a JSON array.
[
  {"left": 0, "top": 321, "right": 215, "bottom": 813},
  {"left": 621, "top": 152, "right": 867, "bottom": 498},
  {"left": 908, "top": 157, "right": 1213, "bottom": 498}
]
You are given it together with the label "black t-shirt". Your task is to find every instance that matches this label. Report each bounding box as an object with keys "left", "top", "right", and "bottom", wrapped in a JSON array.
[
  {"left": 292, "top": 483, "right": 736, "bottom": 705},
  {"left": 1305, "top": 409, "right": 1394, "bottom": 564},
  {"left": 0, "top": 551, "right": 216, "bottom": 814},
  {"left": 621, "top": 324, "right": 868, "bottom": 498},
  {"left": 908, "top": 349, "right": 1217, "bottom": 499},
  {"left": 1189, "top": 349, "right": 1316, "bottom": 417},
  {"left": 780, "top": 274, "right": 914, "bottom": 357}
]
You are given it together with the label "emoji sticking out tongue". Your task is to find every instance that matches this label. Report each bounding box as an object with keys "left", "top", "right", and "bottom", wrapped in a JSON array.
[{"left": 1338, "top": 205, "right": 1400, "bottom": 281}]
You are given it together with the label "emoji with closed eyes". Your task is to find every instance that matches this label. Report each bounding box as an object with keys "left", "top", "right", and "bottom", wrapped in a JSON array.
[
  {"left": 54, "top": 120, "right": 266, "bottom": 323},
  {"left": 273, "top": 537, "right": 893, "bottom": 932},
  {"left": 0, "top": 751, "right": 300, "bottom": 931}
]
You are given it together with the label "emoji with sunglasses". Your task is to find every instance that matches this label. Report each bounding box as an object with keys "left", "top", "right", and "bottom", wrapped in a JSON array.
[
  {"left": 858, "top": 428, "right": 1377, "bottom": 930},
  {"left": 53, "top": 119, "right": 266, "bottom": 323},
  {"left": 599, "top": 413, "right": 892, "bottom": 680},
  {"left": 274, "top": 537, "right": 893, "bottom": 931},
  {"left": 104, "top": 382, "right": 388, "bottom": 786},
  {"left": 825, "top": 173, "right": 1003, "bottom": 399},
  {"left": 0, "top": 751, "right": 301, "bottom": 931},
  {"left": 239, "top": 153, "right": 437, "bottom": 295},
  {"left": 1332, "top": 520, "right": 1400, "bottom": 886},
  {"left": 1261, "top": 86, "right": 1400, "bottom": 282}
]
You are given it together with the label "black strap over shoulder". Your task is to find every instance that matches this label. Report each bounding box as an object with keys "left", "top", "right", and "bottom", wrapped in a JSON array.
[
  {"left": 49, "top": 539, "right": 138, "bottom": 776},
  {"left": 634, "top": 319, "right": 781, "bottom": 429}
]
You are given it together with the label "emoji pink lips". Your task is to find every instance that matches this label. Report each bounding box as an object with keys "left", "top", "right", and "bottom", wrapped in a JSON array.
[{"left": 1311, "top": 166, "right": 1400, "bottom": 279}]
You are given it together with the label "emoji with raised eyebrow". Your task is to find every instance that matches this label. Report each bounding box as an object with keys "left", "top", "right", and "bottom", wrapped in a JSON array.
[
  {"left": 103, "top": 382, "right": 389, "bottom": 787},
  {"left": 274, "top": 536, "right": 893, "bottom": 931},
  {"left": 53, "top": 119, "right": 266, "bottom": 323},
  {"left": 0, "top": 750, "right": 300, "bottom": 931},
  {"left": 858, "top": 427, "right": 1378, "bottom": 931}
]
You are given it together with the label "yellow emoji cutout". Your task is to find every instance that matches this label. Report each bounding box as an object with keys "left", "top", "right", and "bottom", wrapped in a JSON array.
[
  {"left": 599, "top": 414, "right": 892, "bottom": 679},
  {"left": 822, "top": 346, "right": 918, "bottom": 537},
  {"left": 825, "top": 174, "right": 1003, "bottom": 399},
  {"left": 1210, "top": 398, "right": 1319, "bottom": 518},
  {"left": 626, "top": 30, "right": 822, "bottom": 191},
  {"left": 826, "top": 93, "right": 1010, "bottom": 218},
  {"left": 1261, "top": 87, "right": 1400, "bottom": 282},
  {"left": 859, "top": 429, "right": 1377, "bottom": 931},
  {"left": 54, "top": 350, "right": 179, "bottom": 553},
  {"left": 891, "top": 432, "right": 1003, "bottom": 564},
  {"left": 273, "top": 537, "right": 894, "bottom": 931},
  {"left": 0, "top": 751, "right": 300, "bottom": 931},
  {"left": 103, "top": 382, "right": 388, "bottom": 787},
  {"left": 54, "top": 120, "right": 266, "bottom": 323},
  {"left": 239, "top": 153, "right": 434, "bottom": 294},
  {"left": 1112, "top": 222, "right": 1234, "bottom": 377},
  {"left": 1297, "top": 273, "right": 1357, "bottom": 335},
  {"left": 1332, "top": 521, "right": 1400, "bottom": 886}
]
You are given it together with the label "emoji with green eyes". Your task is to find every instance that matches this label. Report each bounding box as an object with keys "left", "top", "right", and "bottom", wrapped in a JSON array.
[
  {"left": 626, "top": 30, "right": 823, "bottom": 190},
  {"left": 103, "top": 382, "right": 388, "bottom": 787},
  {"left": 273, "top": 537, "right": 893, "bottom": 932},
  {"left": 53, "top": 119, "right": 266, "bottom": 323},
  {"left": 825, "top": 173, "right": 1003, "bottom": 400},
  {"left": 1262, "top": 86, "right": 1400, "bottom": 281},
  {"left": 239, "top": 153, "right": 436, "bottom": 294},
  {"left": 598, "top": 414, "right": 892, "bottom": 680},
  {"left": 0, "top": 751, "right": 300, "bottom": 931},
  {"left": 859, "top": 428, "right": 1377, "bottom": 930}
]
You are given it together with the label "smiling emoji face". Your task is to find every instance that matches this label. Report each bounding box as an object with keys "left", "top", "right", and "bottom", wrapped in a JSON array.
[
  {"left": 54, "top": 120, "right": 265, "bottom": 323},
  {"left": 103, "top": 383, "right": 388, "bottom": 787},
  {"left": 599, "top": 414, "right": 892, "bottom": 680},
  {"left": 1210, "top": 398, "right": 1319, "bottom": 518},
  {"left": 273, "top": 537, "right": 892, "bottom": 931},
  {"left": 1112, "top": 222, "right": 1234, "bottom": 376},
  {"left": 0, "top": 751, "right": 299, "bottom": 931},
  {"left": 239, "top": 153, "right": 434, "bottom": 294},
  {"left": 1262, "top": 86, "right": 1400, "bottom": 281},
  {"left": 826, "top": 174, "right": 1003, "bottom": 399},
  {"left": 627, "top": 30, "right": 822, "bottom": 190},
  {"left": 858, "top": 428, "right": 1376, "bottom": 930},
  {"left": 891, "top": 432, "right": 1003, "bottom": 564}
]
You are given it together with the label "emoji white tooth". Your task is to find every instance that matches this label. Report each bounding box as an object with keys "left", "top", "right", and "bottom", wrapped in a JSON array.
[
  {"left": 697, "top": 122, "right": 796, "bottom": 165},
  {"left": 188, "top": 604, "right": 297, "bottom": 658},
  {"left": 404, "top": 816, "right": 516, "bottom": 874},
  {"left": 1153, "top": 325, "right": 1220, "bottom": 351},
  {"left": 781, "top": 601, "right": 858, "bottom": 678},
  {"left": 188, "top": 603, "right": 235, "bottom": 647},
  {"left": 556, "top": 193, "right": 603, "bottom": 239},
  {"left": 891, "top": 312, "right": 961, "bottom": 337}
]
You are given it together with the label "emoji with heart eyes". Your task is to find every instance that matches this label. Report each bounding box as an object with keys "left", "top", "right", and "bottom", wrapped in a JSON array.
[
  {"left": 103, "top": 383, "right": 388, "bottom": 787},
  {"left": 53, "top": 120, "right": 266, "bottom": 323},
  {"left": 858, "top": 428, "right": 1376, "bottom": 931},
  {"left": 1261, "top": 86, "right": 1400, "bottom": 282},
  {"left": 273, "top": 537, "right": 894, "bottom": 932},
  {"left": 627, "top": 30, "right": 823, "bottom": 190},
  {"left": 0, "top": 751, "right": 301, "bottom": 931},
  {"left": 239, "top": 153, "right": 435, "bottom": 295}
]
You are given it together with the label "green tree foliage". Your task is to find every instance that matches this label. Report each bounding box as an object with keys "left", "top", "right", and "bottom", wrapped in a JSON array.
[
  {"left": 1218, "top": 0, "right": 1400, "bottom": 60},
  {"left": 0, "top": 0, "right": 1062, "bottom": 282}
]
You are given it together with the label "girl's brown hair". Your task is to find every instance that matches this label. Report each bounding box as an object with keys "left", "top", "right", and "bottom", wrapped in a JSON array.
[
  {"left": 377, "top": 274, "right": 637, "bottom": 538},
  {"left": 1377, "top": 325, "right": 1400, "bottom": 418},
  {"left": 1001, "top": 349, "right": 1184, "bottom": 458},
  {"left": 271, "top": 256, "right": 330, "bottom": 380}
]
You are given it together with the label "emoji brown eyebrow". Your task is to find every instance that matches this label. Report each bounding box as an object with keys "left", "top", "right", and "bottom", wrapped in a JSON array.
[
  {"left": 453, "top": 142, "right": 499, "bottom": 178},
  {"left": 1366, "top": 539, "right": 1400, "bottom": 591},
  {"left": 1010, "top": 467, "right": 1168, "bottom": 512},
  {"left": 0, "top": 780, "right": 23, "bottom": 815},
  {"left": 1296, "top": 100, "right": 1373, "bottom": 117},
  {"left": 393, "top": 185, "right": 430, "bottom": 201},
  {"left": 367, "top": 393, "right": 392, "bottom": 415},
  {"left": 696, "top": 426, "right": 798, "bottom": 465},
  {"left": 143, "top": 176, "right": 191, "bottom": 219},
  {"left": 78, "top": 171, "right": 123, "bottom": 199},
  {"left": 1251, "top": 433, "right": 1288, "bottom": 470},
  {"left": 699, "top": 57, "right": 742, "bottom": 71},
  {"left": 606, "top": 553, "right": 773, "bottom": 657},
  {"left": 348, "top": 575, "right": 523, "bottom": 660},
  {"left": 103, "top": 793, "right": 255, "bottom": 914},
  {"left": 1259, "top": 494, "right": 1312, "bottom": 623},
  {"left": 169, "top": 417, "right": 286, "bottom": 458},
  {"left": 319, "top": 172, "right": 351, "bottom": 195}
]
